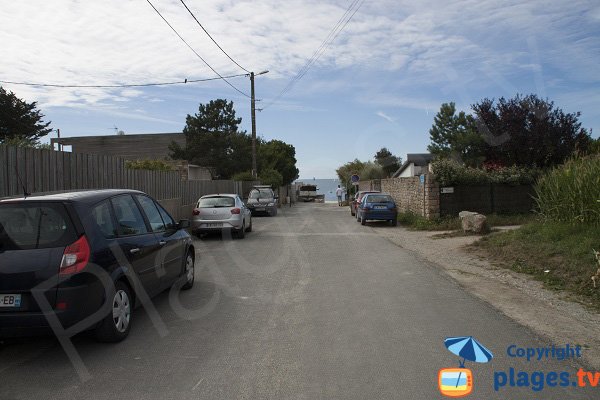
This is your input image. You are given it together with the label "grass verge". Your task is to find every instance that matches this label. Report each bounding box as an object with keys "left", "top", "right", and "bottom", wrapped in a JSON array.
[
  {"left": 396, "top": 211, "right": 537, "bottom": 231},
  {"left": 471, "top": 221, "right": 600, "bottom": 309}
]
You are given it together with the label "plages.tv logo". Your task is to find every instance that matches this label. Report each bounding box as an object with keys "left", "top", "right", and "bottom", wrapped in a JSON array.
[{"left": 439, "top": 336, "right": 494, "bottom": 397}]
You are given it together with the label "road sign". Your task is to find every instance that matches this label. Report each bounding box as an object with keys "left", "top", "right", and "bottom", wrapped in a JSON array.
[
  {"left": 351, "top": 174, "right": 360, "bottom": 183},
  {"left": 419, "top": 174, "right": 425, "bottom": 185}
]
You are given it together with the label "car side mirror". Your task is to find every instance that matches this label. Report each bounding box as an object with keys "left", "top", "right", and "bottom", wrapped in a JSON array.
[{"left": 177, "top": 219, "right": 190, "bottom": 230}]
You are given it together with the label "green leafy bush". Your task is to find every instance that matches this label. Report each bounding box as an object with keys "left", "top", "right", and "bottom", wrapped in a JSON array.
[
  {"left": 232, "top": 171, "right": 255, "bottom": 181},
  {"left": 534, "top": 155, "right": 600, "bottom": 225},
  {"left": 432, "top": 159, "right": 539, "bottom": 186},
  {"left": 125, "top": 159, "right": 173, "bottom": 171},
  {"left": 258, "top": 168, "right": 283, "bottom": 189}
]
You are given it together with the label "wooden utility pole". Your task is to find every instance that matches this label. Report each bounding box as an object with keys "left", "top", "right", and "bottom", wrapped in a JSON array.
[{"left": 250, "top": 70, "right": 268, "bottom": 179}]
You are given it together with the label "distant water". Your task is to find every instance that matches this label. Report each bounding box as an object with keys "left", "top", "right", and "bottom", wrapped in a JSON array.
[{"left": 295, "top": 178, "right": 341, "bottom": 201}]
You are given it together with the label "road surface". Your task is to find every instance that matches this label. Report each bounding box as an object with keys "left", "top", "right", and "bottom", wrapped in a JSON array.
[{"left": 0, "top": 203, "right": 596, "bottom": 399}]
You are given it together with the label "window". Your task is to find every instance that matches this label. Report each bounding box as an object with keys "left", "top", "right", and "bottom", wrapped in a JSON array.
[
  {"left": 156, "top": 202, "right": 176, "bottom": 231},
  {"left": 366, "top": 195, "right": 394, "bottom": 203},
  {"left": 248, "top": 189, "right": 273, "bottom": 200},
  {"left": 136, "top": 195, "right": 165, "bottom": 232},
  {"left": 0, "top": 203, "right": 77, "bottom": 250},
  {"left": 198, "top": 196, "right": 236, "bottom": 208},
  {"left": 110, "top": 195, "right": 149, "bottom": 236},
  {"left": 91, "top": 200, "right": 118, "bottom": 238}
]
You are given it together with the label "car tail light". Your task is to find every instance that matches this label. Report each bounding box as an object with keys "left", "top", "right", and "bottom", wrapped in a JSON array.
[
  {"left": 192, "top": 208, "right": 200, "bottom": 216},
  {"left": 60, "top": 235, "right": 90, "bottom": 275},
  {"left": 231, "top": 208, "right": 241, "bottom": 214}
]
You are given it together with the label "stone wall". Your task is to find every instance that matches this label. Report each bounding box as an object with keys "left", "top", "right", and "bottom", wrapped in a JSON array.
[
  {"left": 359, "top": 175, "right": 440, "bottom": 219},
  {"left": 358, "top": 176, "right": 533, "bottom": 220}
]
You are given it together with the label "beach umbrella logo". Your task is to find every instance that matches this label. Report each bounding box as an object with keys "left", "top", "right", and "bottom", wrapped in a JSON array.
[{"left": 438, "top": 336, "right": 494, "bottom": 397}]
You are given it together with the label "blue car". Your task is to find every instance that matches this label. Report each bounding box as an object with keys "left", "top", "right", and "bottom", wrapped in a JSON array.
[{"left": 356, "top": 193, "right": 398, "bottom": 226}]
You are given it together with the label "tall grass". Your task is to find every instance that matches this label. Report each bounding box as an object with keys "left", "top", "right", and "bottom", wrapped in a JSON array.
[{"left": 534, "top": 155, "right": 600, "bottom": 225}]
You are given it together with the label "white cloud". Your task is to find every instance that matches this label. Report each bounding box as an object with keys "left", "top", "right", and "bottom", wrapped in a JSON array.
[
  {"left": 376, "top": 111, "right": 395, "bottom": 123},
  {"left": 0, "top": 0, "right": 598, "bottom": 112}
]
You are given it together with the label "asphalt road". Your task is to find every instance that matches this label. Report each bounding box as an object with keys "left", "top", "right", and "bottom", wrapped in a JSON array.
[{"left": 0, "top": 203, "right": 596, "bottom": 399}]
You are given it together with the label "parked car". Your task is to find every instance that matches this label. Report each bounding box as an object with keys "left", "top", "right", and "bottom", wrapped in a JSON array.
[
  {"left": 191, "top": 194, "right": 252, "bottom": 238},
  {"left": 356, "top": 193, "right": 398, "bottom": 226},
  {"left": 0, "top": 189, "right": 195, "bottom": 342},
  {"left": 246, "top": 186, "right": 278, "bottom": 216},
  {"left": 350, "top": 190, "right": 380, "bottom": 216}
]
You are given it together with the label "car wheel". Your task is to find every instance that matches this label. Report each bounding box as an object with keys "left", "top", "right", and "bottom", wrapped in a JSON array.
[
  {"left": 237, "top": 222, "right": 246, "bottom": 239},
  {"left": 391, "top": 218, "right": 398, "bottom": 227},
  {"left": 94, "top": 280, "right": 133, "bottom": 342},
  {"left": 351, "top": 208, "right": 355, "bottom": 216},
  {"left": 360, "top": 215, "right": 366, "bottom": 225},
  {"left": 181, "top": 251, "right": 195, "bottom": 290},
  {"left": 356, "top": 212, "right": 361, "bottom": 222},
  {"left": 245, "top": 217, "right": 253, "bottom": 232}
]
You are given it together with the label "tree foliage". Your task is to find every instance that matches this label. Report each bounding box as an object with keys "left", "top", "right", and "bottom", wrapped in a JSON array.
[
  {"left": 171, "top": 99, "right": 298, "bottom": 182},
  {"left": 258, "top": 139, "right": 299, "bottom": 185},
  {"left": 428, "top": 102, "right": 485, "bottom": 167},
  {"left": 170, "top": 99, "right": 252, "bottom": 179},
  {"left": 374, "top": 147, "right": 401, "bottom": 177},
  {"left": 472, "top": 94, "right": 591, "bottom": 168},
  {"left": 336, "top": 159, "right": 366, "bottom": 185},
  {"left": 258, "top": 168, "right": 283, "bottom": 189},
  {"left": 428, "top": 96, "right": 592, "bottom": 169},
  {"left": 0, "top": 87, "right": 52, "bottom": 145}
]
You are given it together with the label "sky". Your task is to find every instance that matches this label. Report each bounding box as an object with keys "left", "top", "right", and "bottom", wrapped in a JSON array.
[{"left": 2, "top": 0, "right": 599, "bottom": 179}]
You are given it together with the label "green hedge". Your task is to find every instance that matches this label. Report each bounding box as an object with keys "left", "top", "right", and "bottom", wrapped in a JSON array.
[{"left": 432, "top": 159, "right": 539, "bottom": 186}]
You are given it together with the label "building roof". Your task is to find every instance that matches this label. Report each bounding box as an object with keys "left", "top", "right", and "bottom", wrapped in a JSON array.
[{"left": 392, "top": 153, "right": 433, "bottom": 178}]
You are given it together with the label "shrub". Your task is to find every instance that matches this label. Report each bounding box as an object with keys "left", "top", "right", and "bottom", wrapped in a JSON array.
[
  {"left": 534, "top": 155, "right": 600, "bottom": 225},
  {"left": 258, "top": 168, "right": 283, "bottom": 189},
  {"left": 125, "top": 159, "right": 173, "bottom": 171},
  {"left": 232, "top": 171, "right": 255, "bottom": 181},
  {"left": 432, "top": 159, "right": 539, "bottom": 186}
]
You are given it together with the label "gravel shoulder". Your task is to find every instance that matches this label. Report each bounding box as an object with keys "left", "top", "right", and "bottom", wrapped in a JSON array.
[{"left": 374, "top": 224, "right": 600, "bottom": 370}]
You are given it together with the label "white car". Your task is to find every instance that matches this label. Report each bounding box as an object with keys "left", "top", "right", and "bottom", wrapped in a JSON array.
[{"left": 191, "top": 194, "right": 252, "bottom": 238}]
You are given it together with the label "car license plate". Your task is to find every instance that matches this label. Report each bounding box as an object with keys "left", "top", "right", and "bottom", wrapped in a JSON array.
[
  {"left": 374, "top": 205, "right": 387, "bottom": 209},
  {"left": 255, "top": 207, "right": 265, "bottom": 211},
  {"left": 207, "top": 223, "right": 223, "bottom": 228},
  {"left": 0, "top": 294, "right": 21, "bottom": 308}
]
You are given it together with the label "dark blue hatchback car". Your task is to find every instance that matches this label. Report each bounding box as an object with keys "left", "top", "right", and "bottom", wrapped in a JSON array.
[
  {"left": 356, "top": 193, "right": 398, "bottom": 226},
  {"left": 0, "top": 189, "right": 195, "bottom": 342}
]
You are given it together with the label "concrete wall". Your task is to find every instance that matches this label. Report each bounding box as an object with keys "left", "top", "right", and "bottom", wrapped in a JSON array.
[
  {"left": 52, "top": 133, "right": 185, "bottom": 161},
  {"left": 187, "top": 165, "right": 212, "bottom": 180}
]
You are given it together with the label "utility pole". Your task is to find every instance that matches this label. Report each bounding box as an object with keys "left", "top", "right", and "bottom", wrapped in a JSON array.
[{"left": 250, "top": 70, "right": 269, "bottom": 178}]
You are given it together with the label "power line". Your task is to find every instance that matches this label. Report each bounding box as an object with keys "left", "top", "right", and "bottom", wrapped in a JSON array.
[
  {"left": 0, "top": 74, "right": 248, "bottom": 89},
  {"left": 177, "top": 0, "right": 250, "bottom": 73},
  {"left": 145, "top": 0, "right": 250, "bottom": 98},
  {"left": 262, "top": 0, "right": 365, "bottom": 110}
]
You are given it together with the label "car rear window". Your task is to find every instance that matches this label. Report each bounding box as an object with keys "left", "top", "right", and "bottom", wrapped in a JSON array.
[
  {"left": 198, "top": 196, "right": 236, "bottom": 208},
  {"left": 366, "top": 195, "right": 394, "bottom": 203},
  {"left": 249, "top": 190, "right": 273, "bottom": 199},
  {"left": 0, "top": 202, "right": 77, "bottom": 251}
]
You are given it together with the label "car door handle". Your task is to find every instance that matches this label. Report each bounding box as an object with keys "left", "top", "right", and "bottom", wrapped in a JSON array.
[
  {"left": 130, "top": 248, "right": 141, "bottom": 254},
  {"left": 159, "top": 240, "right": 166, "bottom": 246}
]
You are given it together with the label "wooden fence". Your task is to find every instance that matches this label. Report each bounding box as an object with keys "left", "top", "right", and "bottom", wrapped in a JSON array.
[{"left": 0, "top": 145, "right": 258, "bottom": 219}]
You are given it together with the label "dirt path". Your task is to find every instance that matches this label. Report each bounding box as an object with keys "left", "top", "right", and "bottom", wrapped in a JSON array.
[{"left": 375, "top": 225, "right": 600, "bottom": 370}]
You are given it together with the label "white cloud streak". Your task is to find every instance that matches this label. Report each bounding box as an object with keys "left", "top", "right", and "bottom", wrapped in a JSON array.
[{"left": 0, "top": 0, "right": 598, "bottom": 115}]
